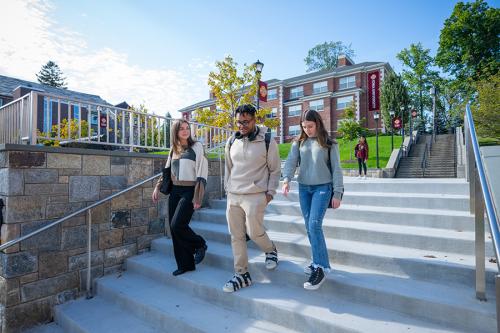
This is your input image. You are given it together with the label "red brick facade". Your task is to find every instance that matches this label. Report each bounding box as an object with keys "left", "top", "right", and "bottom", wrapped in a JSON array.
[{"left": 180, "top": 58, "right": 393, "bottom": 143}]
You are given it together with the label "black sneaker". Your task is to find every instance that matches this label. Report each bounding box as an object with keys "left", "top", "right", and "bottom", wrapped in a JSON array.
[
  {"left": 223, "top": 272, "right": 252, "bottom": 292},
  {"left": 303, "top": 266, "right": 326, "bottom": 290},
  {"left": 194, "top": 244, "right": 208, "bottom": 265}
]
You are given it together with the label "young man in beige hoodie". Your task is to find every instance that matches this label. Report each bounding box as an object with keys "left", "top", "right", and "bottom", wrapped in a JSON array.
[{"left": 222, "top": 104, "right": 281, "bottom": 293}]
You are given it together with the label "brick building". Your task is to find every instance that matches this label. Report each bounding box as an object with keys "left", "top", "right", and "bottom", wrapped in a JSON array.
[{"left": 178, "top": 55, "right": 393, "bottom": 143}]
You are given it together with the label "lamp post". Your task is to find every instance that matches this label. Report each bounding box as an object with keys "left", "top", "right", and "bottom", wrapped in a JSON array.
[
  {"left": 374, "top": 111, "right": 380, "bottom": 169},
  {"left": 389, "top": 110, "right": 395, "bottom": 151},
  {"left": 430, "top": 86, "right": 436, "bottom": 142},
  {"left": 254, "top": 60, "right": 264, "bottom": 110},
  {"left": 400, "top": 105, "right": 405, "bottom": 147}
]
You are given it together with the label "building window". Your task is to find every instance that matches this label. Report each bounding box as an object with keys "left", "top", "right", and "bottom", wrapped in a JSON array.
[
  {"left": 288, "top": 125, "right": 301, "bottom": 136},
  {"left": 339, "top": 75, "right": 356, "bottom": 89},
  {"left": 270, "top": 128, "right": 277, "bottom": 138},
  {"left": 267, "top": 107, "right": 278, "bottom": 118},
  {"left": 313, "top": 81, "right": 328, "bottom": 94},
  {"left": 309, "top": 99, "right": 324, "bottom": 112},
  {"left": 43, "top": 97, "right": 53, "bottom": 133},
  {"left": 290, "top": 86, "right": 303, "bottom": 99},
  {"left": 268, "top": 89, "right": 277, "bottom": 100},
  {"left": 288, "top": 104, "right": 302, "bottom": 117},
  {"left": 337, "top": 96, "right": 353, "bottom": 110}
]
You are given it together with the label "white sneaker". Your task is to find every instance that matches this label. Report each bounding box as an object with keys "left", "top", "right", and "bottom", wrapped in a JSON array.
[
  {"left": 357, "top": 175, "right": 362, "bottom": 179},
  {"left": 362, "top": 176, "right": 367, "bottom": 179}
]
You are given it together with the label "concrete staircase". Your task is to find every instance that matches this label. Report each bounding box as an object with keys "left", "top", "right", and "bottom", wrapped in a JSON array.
[
  {"left": 396, "top": 134, "right": 457, "bottom": 178},
  {"left": 28, "top": 178, "right": 497, "bottom": 333}
]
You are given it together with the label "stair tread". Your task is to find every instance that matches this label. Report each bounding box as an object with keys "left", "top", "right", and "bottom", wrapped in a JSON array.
[
  {"left": 211, "top": 198, "right": 473, "bottom": 217},
  {"left": 96, "top": 272, "right": 297, "bottom": 333},
  {"left": 55, "top": 297, "right": 160, "bottom": 333},
  {"left": 281, "top": 189, "right": 469, "bottom": 200},
  {"left": 197, "top": 208, "right": 481, "bottom": 240},
  {"left": 189, "top": 218, "right": 496, "bottom": 272},
  {"left": 129, "top": 247, "right": 475, "bottom": 333}
]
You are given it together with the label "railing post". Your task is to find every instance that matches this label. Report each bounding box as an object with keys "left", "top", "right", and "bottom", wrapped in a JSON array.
[
  {"left": 474, "top": 169, "right": 486, "bottom": 301},
  {"left": 30, "top": 92, "right": 38, "bottom": 145},
  {"left": 466, "top": 127, "right": 475, "bottom": 213},
  {"left": 86, "top": 209, "right": 93, "bottom": 299}
]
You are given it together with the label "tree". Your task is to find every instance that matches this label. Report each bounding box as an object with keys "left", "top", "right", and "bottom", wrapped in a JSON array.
[
  {"left": 337, "top": 102, "right": 364, "bottom": 160},
  {"left": 436, "top": 0, "right": 500, "bottom": 90},
  {"left": 129, "top": 104, "right": 168, "bottom": 149},
  {"left": 472, "top": 74, "right": 500, "bottom": 139},
  {"left": 194, "top": 56, "right": 279, "bottom": 139},
  {"left": 37, "top": 119, "right": 89, "bottom": 146},
  {"left": 397, "top": 43, "right": 439, "bottom": 121},
  {"left": 304, "top": 41, "right": 355, "bottom": 72},
  {"left": 36, "top": 61, "right": 67, "bottom": 88},
  {"left": 380, "top": 72, "right": 410, "bottom": 133},
  {"left": 434, "top": 77, "right": 467, "bottom": 134}
]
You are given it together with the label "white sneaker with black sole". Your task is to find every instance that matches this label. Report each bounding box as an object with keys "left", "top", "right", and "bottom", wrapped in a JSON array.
[
  {"left": 304, "top": 266, "right": 326, "bottom": 290},
  {"left": 265, "top": 246, "right": 278, "bottom": 270},
  {"left": 223, "top": 272, "right": 252, "bottom": 293}
]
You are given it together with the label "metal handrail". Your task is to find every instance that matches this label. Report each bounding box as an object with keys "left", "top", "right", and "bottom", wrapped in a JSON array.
[
  {"left": 465, "top": 104, "right": 500, "bottom": 265},
  {"left": 421, "top": 143, "right": 429, "bottom": 177},
  {"left": 464, "top": 104, "right": 500, "bottom": 333},
  {"left": 0, "top": 172, "right": 162, "bottom": 298}
]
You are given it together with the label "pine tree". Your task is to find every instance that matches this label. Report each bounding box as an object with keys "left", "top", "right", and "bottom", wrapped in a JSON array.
[{"left": 36, "top": 61, "right": 67, "bottom": 88}]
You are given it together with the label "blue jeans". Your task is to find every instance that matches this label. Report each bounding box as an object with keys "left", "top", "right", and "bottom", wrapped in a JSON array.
[{"left": 298, "top": 183, "right": 332, "bottom": 270}]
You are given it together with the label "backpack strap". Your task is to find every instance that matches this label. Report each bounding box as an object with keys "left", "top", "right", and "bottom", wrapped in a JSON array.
[{"left": 228, "top": 132, "right": 271, "bottom": 152}]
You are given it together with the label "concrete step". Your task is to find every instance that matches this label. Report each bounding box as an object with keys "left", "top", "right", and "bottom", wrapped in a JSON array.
[
  {"left": 209, "top": 199, "right": 476, "bottom": 231},
  {"left": 187, "top": 219, "right": 497, "bottom": 287},
  {"left": 193, "top": 208, "right": 492, "bottom": 255},
  {"left": 94, "top": 272, "right": 295, "bottom": 333},
  {"left": 53, "top": 297, "right": 160, "bottom": 333},
  {"left": 336, "top": 178, "right": 468, "bottom": 195},
  {"left": 142, "top": 239, "right": 495, "bottom": 333},
  {"left": 273, "top": 190, "right": 470, "bottom": 211}
]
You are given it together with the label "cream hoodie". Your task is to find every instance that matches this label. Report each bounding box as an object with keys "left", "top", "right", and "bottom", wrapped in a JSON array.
[{"left": 224, "top": 126, "right": 280, "bottom": 197}]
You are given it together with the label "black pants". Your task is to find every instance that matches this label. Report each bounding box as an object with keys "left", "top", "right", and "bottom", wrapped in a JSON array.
[
  {"left": 357, "top": 158, "right": 367, "bottom": 175},
  {"left": 168, "top": 185, "right": 206, "bottom": 271}
]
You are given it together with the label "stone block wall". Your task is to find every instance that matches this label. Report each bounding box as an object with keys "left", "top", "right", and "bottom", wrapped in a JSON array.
[{"left": 0, "top": 145, "right": 175, "bottom": 332}]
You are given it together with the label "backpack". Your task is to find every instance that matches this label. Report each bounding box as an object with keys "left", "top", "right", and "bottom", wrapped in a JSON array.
[{"left": 228, "top": 131, "right": 272, "bottom": 154}]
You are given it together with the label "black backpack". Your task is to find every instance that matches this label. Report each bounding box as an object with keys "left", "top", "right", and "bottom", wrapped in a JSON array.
[{"left": 228, "top": 131, "right": 271, "bottom": 153}]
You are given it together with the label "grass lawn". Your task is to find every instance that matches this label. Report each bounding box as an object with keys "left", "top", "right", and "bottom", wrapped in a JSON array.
[{"left": 278, "top": 135, "right": 403, "bottom": 169}]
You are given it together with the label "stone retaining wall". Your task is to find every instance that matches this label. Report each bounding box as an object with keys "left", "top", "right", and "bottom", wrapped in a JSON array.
[{"left": 0, "top": 144, "right": 223, "bottom": 332}]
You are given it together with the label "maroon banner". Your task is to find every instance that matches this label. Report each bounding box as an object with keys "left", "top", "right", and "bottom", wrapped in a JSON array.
[
  {"left": 368, "top": 71, "right": 380, "bottom": 111},
  {"left": 258, "top": 80, "right": 268, "bottom": 102}
]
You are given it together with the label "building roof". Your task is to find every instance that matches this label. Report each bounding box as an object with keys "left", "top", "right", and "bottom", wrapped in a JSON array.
[
  {"left": 178, "top": 61, "right": 388, "bottom": 113},
  {"left": 0, "top": 74, "right": 110, "bottom": 105}
]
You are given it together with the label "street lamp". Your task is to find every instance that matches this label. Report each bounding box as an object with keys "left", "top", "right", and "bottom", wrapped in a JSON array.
[
  {"left": 400, "top": 105, "right": 405, "bottom": 147},
  {"left": 430, "top": 86, "right": 436, "bottom": 142},
  {"left": 373, "top": 111, "right": 380, "bottom": 169},
  {"left": 254, "top": 60, "right": 264, "bottom": 111},
  {"left": 389, "top": 110, "right": 395, "bottom": 151}
]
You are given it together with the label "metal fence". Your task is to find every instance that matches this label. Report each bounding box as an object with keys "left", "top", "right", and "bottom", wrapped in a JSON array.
[{"left": 0, "top": 91, "right": 233, "bottom": 153}]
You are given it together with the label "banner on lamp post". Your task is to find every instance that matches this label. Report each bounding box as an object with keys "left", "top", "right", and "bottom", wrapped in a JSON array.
[
  {"left": 368, "top": 71, "right": 380, "bottom": 111},
  {"left": 258, "top": 81, "right": 268, "bottom": 102}
]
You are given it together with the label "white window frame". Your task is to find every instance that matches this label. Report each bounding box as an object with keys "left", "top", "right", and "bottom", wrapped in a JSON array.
[
  {"left": 288, "top": 125, "right": 301, "bottom": 136},
  {"left": 313, "top": 81, "right": 328, "bottom": 94},
  {"left": 309, "top": 99, "right": 324, "bottom": 112},
  {"left": 339, "top": 75, "right": 356, "bottom": 90},
  {"left": 290, "top": 86, "right": 303, "bottom": 99},
  {"left": 336, "top": 96, "right": 353, "bottom": 110},
  {"left": 268, "top": 88, "right": 277, "bottom": 100},
  {"left": 288, "top": 104, "right": 302, "bottom": 117},
  {"left": 270, "top": 128, "right": 277, "bottom": 138},
  {"left": 266, "top": 107, "right": 278, "bottom": 118}
]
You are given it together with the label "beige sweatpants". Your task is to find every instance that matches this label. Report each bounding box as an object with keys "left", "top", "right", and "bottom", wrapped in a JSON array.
[{"left": 226, "top": 192, "right": 275, "bottom": 274}]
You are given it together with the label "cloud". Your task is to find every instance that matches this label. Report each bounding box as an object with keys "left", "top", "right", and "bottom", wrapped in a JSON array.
[{"left": 0, "top": 0, "right": 211, "bottom": 117}]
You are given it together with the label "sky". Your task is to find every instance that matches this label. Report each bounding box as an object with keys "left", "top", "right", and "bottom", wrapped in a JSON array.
[{"left": 0, "top": 0, "right": 497, "bottom": 117}]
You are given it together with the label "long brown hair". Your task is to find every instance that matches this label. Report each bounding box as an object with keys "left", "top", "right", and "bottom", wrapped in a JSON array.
[
  {"left": 297, "top": 109, "right": 336, "bottom": 148},
  {"left": 171, "top": 119, "right": 195, "bottom": 154}
]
